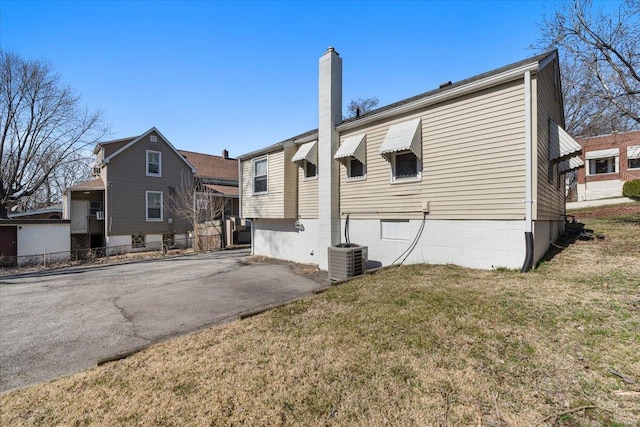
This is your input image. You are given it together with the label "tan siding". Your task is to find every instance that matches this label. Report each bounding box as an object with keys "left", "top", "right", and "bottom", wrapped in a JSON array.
[
  {"left": 534, "top": 60, "right": 566, "bottom": 220},
  {"left": 106, "top": 131, "right": 192, "bottom": 236},
  {"left": 283, "top": 146, "right": 298, "bottom": 218},
  {"left": 298, "top": 167, "right": 318, "bottom": 218},
  {"left": 241, "top": 148, "right": 298, "bottom": 219},
  {"left": 340, "top": 80, "right": 527, "bottom": 220}
]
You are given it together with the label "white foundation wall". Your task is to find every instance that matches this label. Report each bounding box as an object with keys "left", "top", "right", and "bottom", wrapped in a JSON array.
[
  {"left": 340, "top": 219, "right": 527, "bottom": 270},
  {"left": 577, "top": 179, "right": 623, "bottom": 201},
  {"left": 252, "top": 219, "right": 320, "bottom": 265},
  {"left": 106, "top": 233, "right": 190, "bottom": 254},
  {"left": 17, "top": 223, "right": 70, "bottom": 265}
]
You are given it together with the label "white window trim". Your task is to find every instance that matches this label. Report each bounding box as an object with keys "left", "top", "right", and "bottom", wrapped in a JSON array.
[
  {"left": 89, "top": 200, "right": 103, "bottom": 216},
  {"left": 252, "top": 156, "right": 268, "bottom": 195},
  {"left": 586, "top": 156, "right": 619, "bottom": 176},
  {"left": 346, "top": 157, "right": 366, "bottom": 181},
  {"left": 146, "top": 150, "right": 162, "bottom": 177},
  {"left": 145, "top": 190, "right": 163, "bottom": 222},
  {"left": 628, "top": 158, "right": 640, "bottom": 170},
  {"left": 302, "top": 160, "right": 318, "bottom": 181},
  {"left": 390, "top": 150, "right": 422, "bottom": 183}
]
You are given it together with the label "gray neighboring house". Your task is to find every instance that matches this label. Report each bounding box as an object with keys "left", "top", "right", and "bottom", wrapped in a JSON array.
[{"left": 64, "top": 127, "right": 239, "bottom": 254}]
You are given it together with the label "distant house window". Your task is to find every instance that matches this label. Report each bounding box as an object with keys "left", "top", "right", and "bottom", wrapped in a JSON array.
[
  {"left": 146, "top": 191, "right": 163, "bottom": 221},
  {"left": 304, "top": 161, "right": 317, "bottom": 179},
  {"left": 132, "top": 234, "right": 145, "bottom": 248},
  {"left": 90, "top": 201, "right": 103, "bottom": 215},
  {"left": 629, "top": 158, "right": 640, "bottom": 170},
  {"left": 392, "top": 150, "right": 420, "bottom": 180},
  {"left": 589, "top": 157, "right": 617, "bottom": 175},
  {"left": 347, "top": 157, "right": 365, "bottom": 179},
  {"left": 146, "top": 150, "right": 161, "bottom": 177}
]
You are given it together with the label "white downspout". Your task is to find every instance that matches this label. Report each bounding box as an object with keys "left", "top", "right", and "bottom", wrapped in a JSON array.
[
  {"left": 521, "top": 69, "right": 535, "bottom": 272},
  {"left": 525, "top": 70, "right": 533, "bottom": 233}
]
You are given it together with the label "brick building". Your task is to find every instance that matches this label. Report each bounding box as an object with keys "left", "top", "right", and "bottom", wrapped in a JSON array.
[{"left": 576, "top": 130, "right": 640, "bottom": 201}]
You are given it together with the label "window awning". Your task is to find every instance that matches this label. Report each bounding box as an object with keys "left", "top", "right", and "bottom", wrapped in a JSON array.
[
  {"left": 627, "top": 145, "right": 640, "bottom": 160},
  {"left": 558, "top": 156, "right": 584, "bottom": 174},
  {"left": 379, "top": 118, "right": 422, "bottom": 160},
  {"left": 549, "top": 120, "right": 582, "bottom": 163},
  {"left": 334, "top": 133, "right": 366, "bottom": 165},
  {"left": 291, "top": 140, "right": 317, "bottom": 165},
  {"left": 585, "top": 148, "right": 619, "bottom": 160}
]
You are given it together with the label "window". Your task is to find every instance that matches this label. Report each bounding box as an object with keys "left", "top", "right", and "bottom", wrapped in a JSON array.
[
  {"left": 334, "top": 133, "right": 366, "bottom": 180},
  {"left": 146, "top": 191, "right": 163, "bottom": 221},
  {"left": 132, "top": 234, "right": 145, "bottom": 248},
  {"left": 348, "top": 157, "right": 365, "bottom": 179},
  {"left": 392, "top": 150, "right": 420, "bottom": 180},
  {"left": 381, "top": 220, "right": 410, "bottom": 241},
  {"left": 90, "top": 201, "right": 103, "bottom": 215},
  {"left": 253, "top": 157, "right": 268, "bottom": 194},
  {"left": 629, "top": 158, "right": 640, "bottom": 170},
  {"left": 379, "top": 118, "right": 422, "bottom": 182},
  {"left": 589, "top": 157, "right": 617, "bottom": 175},
  {"left": 304, "top": 161, "right": 317, "bottom": 179},
  {"left": 146, "top": 150, "right": 161, "bottom": 177},
  {"left": 292, "top": 141, "right": 318, "bottom": 180}
]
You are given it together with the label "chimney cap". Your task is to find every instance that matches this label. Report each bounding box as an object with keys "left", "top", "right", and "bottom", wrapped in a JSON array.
[{"left": 326, "top": 46, "right": 339, "bottom": 55}]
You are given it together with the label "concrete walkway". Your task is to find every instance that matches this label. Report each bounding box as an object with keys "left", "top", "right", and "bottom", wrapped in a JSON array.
[
  {"left": 0, "top": 250, "right": 326, "bottom": 392},
  {"left": 567, "top": 197, "right": 635, "bottom": 210}
]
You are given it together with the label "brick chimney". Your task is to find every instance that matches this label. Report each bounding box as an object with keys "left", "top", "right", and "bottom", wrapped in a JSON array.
[
  {"left": 222, "top": 149, "right": 229, "bottom": 159},
  {"left": 317, "top": 46, "right": 342, "bottom": 270}
]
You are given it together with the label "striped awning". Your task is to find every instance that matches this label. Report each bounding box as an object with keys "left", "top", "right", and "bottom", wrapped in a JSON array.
[
  {"left": 334, "top": 133, "right": 366, "bottom": 165},
  {"left": 291, "top": 140, "right": 317, "bottom": 165},
  {"left": 585, "top": 148, "right": 619, "bottom": 160},
  {"left": 379, "top": 118, "right": 422, "bottom": 160},
  {"left": 558, "top": 156, "right": 585, "bottom": 174},
  {"left": 627, "top": 145, "right": 640, "bottom": 160},
  {"left": 549, "top": 120, "right": 582, "bottom": 163}
]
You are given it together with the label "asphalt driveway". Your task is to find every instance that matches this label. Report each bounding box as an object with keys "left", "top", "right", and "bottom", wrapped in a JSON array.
[{"left": 0, "top": 250, "right": 326, "bottom": 392}]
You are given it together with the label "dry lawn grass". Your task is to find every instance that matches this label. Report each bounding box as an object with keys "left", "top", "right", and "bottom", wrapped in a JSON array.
[{"left": 1, "top": 213, "right": 639, "bottom": 426}]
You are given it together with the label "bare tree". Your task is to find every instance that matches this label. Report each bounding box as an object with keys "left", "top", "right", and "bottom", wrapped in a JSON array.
[
  {"left": 164, "top": 173, "right": 227, "bottom": 250},
  {"left": 537, "top": 0, "right": 639, "bottom": 137},
  {"left": 0, "top": 50, "right": 108, "bottom": 217},
  {"left": 345, "top": 97, "right": 379, "bottom": 119}
]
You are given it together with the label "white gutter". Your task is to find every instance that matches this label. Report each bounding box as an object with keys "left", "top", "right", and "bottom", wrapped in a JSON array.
[{"left": 524, "top": 70, "right": 533, "bottom": 233}]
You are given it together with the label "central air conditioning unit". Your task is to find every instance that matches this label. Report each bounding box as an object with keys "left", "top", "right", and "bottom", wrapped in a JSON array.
[
  {"left": 96, "top": 211, "right": 105, "bottom": 220},
  {"left": 328, "top": 244, "right": 368, "bottom": 282}
]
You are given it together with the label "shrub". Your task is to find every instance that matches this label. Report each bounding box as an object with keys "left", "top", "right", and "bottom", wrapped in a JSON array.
[{"left": 623, "top": 179, "right": 640, "bottom": 199}]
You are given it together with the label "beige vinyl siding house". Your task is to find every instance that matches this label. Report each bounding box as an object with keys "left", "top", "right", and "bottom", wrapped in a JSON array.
[
  {"left": 239, "top": 48, "right": 583, "bottom": 272},
  {"left": 240, "top": 146, "right": 298, "bottom": 219}
]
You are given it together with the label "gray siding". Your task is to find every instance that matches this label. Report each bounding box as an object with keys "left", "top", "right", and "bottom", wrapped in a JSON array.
[{"left": 105, "top": 131, "right": 192, "bottom": 236}]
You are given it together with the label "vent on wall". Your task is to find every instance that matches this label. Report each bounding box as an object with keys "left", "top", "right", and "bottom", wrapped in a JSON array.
[
  {"left": 96, "top": 211, "right": 105, "bottom": 220},
  {"left": 328, "top": 244, "right": 367, "bottom": 282},
  {"left": 150, "top": 135, "right": 157, "bottom": 142}
]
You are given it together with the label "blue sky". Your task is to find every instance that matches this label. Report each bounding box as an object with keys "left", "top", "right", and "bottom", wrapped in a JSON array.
[{"left": 0, "top": 0, "right": 622, "bottom": 157}]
